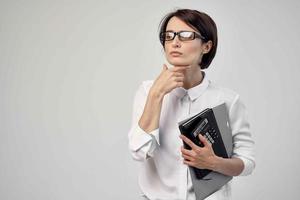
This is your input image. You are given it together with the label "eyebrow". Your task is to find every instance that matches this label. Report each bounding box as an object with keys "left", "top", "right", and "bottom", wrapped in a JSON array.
[{"left": 165, "top": 30, "right": 193, "bottom": 32}]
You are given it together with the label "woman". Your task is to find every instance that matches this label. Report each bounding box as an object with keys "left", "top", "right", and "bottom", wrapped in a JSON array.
[{"left": 128, "top": 9, "right": 255, "bottom": 200}]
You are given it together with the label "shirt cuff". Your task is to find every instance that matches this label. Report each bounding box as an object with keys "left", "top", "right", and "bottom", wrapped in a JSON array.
[
  {"left": 147, "top": 133, "right": 159, "bottom": 158},
  {"left": 129, "top": 124, "right": 160, "bottom": 152},
  {"left": 233, "top": 155, "right": 255, "bottom": 176},
  {"left": 150, "top": 127, "right": 160, "bottom": 145}
]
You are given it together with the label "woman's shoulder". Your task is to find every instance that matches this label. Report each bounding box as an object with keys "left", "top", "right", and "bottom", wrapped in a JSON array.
[{"left": 207, "top": 80, "right": 240, "bottom": 103}]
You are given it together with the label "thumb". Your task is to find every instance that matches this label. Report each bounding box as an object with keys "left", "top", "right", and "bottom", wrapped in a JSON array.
[
  {"left": 198, "top": 134, "right": 210, "bottom": 147},
  {"left": 162, "top": 64, "right": 168, "bottom": 71}
]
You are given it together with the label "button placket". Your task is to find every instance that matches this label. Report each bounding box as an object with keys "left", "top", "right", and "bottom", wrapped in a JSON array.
[
  {"left": 177, "top": 93, "right": 188, "bottom": 159},
  {"left": 179, "top": 92, "right": 190, "bottom": 199},
  {"left": 181, "top": 93, "right": 191, "bottom": 114}
]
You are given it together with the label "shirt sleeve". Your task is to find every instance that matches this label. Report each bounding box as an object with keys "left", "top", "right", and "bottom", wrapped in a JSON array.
[
  {"left": 229, "top": 94, "right": 256, "bottom": 176},
  {"left": 127, "top": 82, "right": 160, "bottom": 161}
]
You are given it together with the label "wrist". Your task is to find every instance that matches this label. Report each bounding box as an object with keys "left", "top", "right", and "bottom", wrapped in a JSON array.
[
  {"left": 211, "top": 156, "right": 223, "bottom": 172},
  {"left": 149, "top": 88, "right": 165, "bottom": 100}
]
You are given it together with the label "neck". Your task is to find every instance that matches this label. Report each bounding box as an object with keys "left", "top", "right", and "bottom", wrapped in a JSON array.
[{"left": 182, "top": 66, "right": 204, "bottom": 90}]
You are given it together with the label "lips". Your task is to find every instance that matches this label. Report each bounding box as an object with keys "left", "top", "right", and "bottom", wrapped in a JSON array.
[{"left": 170, "top": 51, "right": 183, "bottom": 56}]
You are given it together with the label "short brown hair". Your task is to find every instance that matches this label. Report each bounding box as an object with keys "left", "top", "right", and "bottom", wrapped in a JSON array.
[{"left": 158, "top": 9, "right": 218, "bottom": 69}]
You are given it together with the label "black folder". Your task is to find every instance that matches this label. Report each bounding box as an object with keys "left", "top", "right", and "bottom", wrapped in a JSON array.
[{"left": 178, "top": 103, "right": 233, "bottom": 199}]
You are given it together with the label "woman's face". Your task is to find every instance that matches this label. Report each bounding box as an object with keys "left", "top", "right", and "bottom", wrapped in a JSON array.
[{"left": 164, "top": 16, "right": 206, "bottom": 67}]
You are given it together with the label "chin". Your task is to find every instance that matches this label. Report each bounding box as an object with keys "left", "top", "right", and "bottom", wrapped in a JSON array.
[
  {"left": 168, "top": 59, "right": 190, "bottom": 66},
  {"left": 170, "top": 62, "right": 191, "bottom": 66}
]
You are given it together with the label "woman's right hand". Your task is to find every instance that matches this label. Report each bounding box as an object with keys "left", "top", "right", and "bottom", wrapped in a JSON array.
[{"left": 150, "top": 64, "right": 190, "bottom": 97}]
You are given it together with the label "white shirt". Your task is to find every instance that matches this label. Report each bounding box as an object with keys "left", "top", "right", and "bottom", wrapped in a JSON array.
[{"left": 128, "top": 72, "right": 255, "bottom": 200}]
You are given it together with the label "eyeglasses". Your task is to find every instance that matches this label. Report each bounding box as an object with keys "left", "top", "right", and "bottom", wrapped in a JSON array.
[{"left": 160, "top": 31, "right": 205, "bottom": 42}]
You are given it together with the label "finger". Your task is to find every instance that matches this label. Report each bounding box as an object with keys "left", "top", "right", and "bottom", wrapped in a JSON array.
[
  {"left": 180, "top": 146, "right": 195, "bottom": 157},
  {"left": 179, "top": 134, "right": 199, "bottom": 150},
  {"left": 174, "top": 76, "right": 184, "bottom": 83},
  {"left": 181, "top": 153, "right": 194, "bottom": 161},
  {"left": 198, "top": 134, "right": 210, "bottom": 147},
  {"left": 183, "top": 160, "right": 196, "bottom": 167},
  {"left": 172, "top": 72, "right": 184, "bottom": 77},
  {"left": 173, "top": 81, "right": 184, "bottom": 88}
]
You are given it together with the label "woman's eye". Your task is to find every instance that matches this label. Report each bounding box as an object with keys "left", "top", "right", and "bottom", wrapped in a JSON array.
[
  {"left": 165, "top": 33, "right": 173, "bottom": 40},
  {"left": 180, "top": 32, "right": 193, "bottom": 39}
]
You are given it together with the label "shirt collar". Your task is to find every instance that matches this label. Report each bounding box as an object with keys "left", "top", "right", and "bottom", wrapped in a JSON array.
[{"left": 172, "top": 71, "right": 209, "bottom": 101}]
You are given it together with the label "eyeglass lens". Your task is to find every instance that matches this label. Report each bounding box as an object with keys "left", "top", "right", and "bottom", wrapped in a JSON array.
[{"left": 163, "top": 31, "right": 195, "bottom": 41}]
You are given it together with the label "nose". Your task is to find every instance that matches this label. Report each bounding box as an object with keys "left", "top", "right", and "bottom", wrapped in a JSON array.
[{"left": 171, "top": 34, "right": 181, "bottom": 48}]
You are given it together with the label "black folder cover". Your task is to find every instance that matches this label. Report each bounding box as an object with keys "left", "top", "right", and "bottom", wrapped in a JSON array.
[{"left": 178, "top": 104, "right": 230, "bottom": 179}]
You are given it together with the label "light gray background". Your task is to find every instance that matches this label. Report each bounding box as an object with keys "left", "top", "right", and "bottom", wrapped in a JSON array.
[{"left": 1, "top": 0, "right": 299, "bottom": 199}]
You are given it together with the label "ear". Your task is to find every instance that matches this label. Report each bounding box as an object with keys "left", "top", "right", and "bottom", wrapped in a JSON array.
[{"left": 202, "top": 40, "right": 213, "bottom": 54}]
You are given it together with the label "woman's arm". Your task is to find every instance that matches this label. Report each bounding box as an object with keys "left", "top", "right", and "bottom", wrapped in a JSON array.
[
  {"left": 139, "top": 64, "right": 190, "bottom": 132},
  {"left": 212, "top": 156, "right": 244, "bottom": 176},
  {"left": 128, "top": 64, "right": 187, "bottom": 161},
  {"left": 180, "top": 94, "right": 255, "bottom": 176},
  {"left": 180, "top": 134, "right": 244, "bottom": 176},
  {"left": 138, "top": 89, "right": 164, "bottom": 133}
]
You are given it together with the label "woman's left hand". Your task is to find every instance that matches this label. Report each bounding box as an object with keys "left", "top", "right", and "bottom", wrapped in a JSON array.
[{"left": 179, "top": 134, "right": 218, "bottom": 170}]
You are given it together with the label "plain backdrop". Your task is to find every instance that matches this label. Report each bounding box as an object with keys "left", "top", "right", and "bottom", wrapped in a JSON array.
[{"left": 1, "top": 0, "right": 300, "bottom": 199}]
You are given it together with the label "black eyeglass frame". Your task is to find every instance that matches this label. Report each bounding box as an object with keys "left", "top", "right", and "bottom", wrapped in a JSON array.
[{"left": 160, "top": 31, "right": 206, "bottom": 42}]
